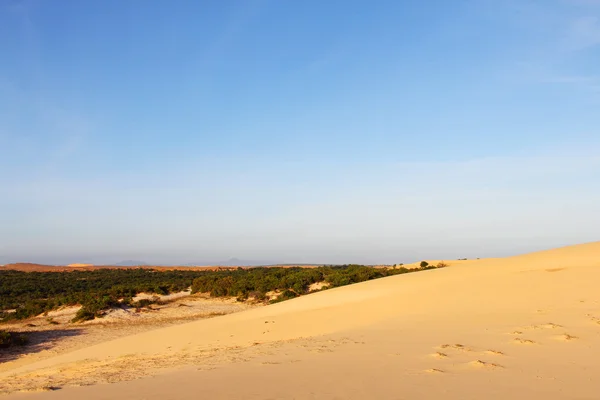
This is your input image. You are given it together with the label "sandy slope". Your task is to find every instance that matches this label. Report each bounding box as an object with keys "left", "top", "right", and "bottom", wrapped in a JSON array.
[{"left": 2, "top": 241, "right": 600, "bottom": 399}]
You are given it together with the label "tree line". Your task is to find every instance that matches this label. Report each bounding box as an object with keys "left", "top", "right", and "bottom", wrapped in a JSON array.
[{"left": 0, "top": 263, "right": 442, "bottom": 323}]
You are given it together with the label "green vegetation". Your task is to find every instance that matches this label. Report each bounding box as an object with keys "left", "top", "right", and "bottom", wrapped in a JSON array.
[
  {"left": 0, "top": 269, "right": 201, "bottom": 323},
  {"left": 1, "top": 264, "right": 441, "bottom": 323},
  {"left": 272, "top": 289, "right": 301, "bottom": 303},
  {"left": 0, "top": 330, "right": 29, "bottom": 348},
  {"left": 191, "top": 264, "right": 439, "bottom": 302}
]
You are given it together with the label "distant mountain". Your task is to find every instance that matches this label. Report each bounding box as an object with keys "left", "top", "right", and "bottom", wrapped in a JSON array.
[
  {"left": 184, "top": 258, "right": 275, "bottom": 267},
  {"left": 113, "top": 260, "right": 149, "bottom": 267}
]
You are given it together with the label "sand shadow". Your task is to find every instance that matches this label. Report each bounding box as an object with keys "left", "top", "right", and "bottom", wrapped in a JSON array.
[{"left": 0, "top": 328, "right": 84, "bottom": 363}]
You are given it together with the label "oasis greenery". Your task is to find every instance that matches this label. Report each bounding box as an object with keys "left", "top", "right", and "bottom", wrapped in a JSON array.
[{"left": 0, "top": 263, "right": 441, "bottom": 323}]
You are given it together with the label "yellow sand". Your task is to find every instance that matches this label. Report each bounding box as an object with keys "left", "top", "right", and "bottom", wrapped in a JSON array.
[{"left": 2, "top": 241, "right": 600, "bottom": 399}]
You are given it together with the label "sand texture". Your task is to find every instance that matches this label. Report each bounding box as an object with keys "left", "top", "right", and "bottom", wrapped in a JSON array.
[{"left": 1, "top": 241, "right": 600, "bottom": 399}]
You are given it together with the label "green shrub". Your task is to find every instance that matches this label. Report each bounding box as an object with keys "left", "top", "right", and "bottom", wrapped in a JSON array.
[
  {"left": 129, "top": 298, "right": 155, "bottom": 309},
  {"left": 0, "top": 330, "right": 29, "bottom": 348},
  {"left": 0, "top": 330, "right": 11, "bottom": 347},
  {"left": 72, "top": 307, "right": 96, "bottom": 322},
  {"left": 249, "top": 291, "right": 268, "bottom": 302},
  {"left": 270, "top": 290, "right": 298, "bottom": 304},
  {"left": 72, "top": 295, "right": 121, "bottom": 322},
  {"left": 420, "top": 261, "right": 429, "bottom": 268}
]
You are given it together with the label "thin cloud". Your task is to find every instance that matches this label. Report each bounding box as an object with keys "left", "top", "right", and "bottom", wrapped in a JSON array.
[
  {"left": 495, "top": 0, "right": 600, "bottom": 91},
  {"left": 540, "top": 73, "right": 600, "bottom": 91},
  {"left": 198, "top": 0, "right": 266, "bottom": 69},
  {"left": 565, "top": 0, "right": 600, "bottom": 6},
  {"left": 563, "top": 16, "right": 600, "bottom": 50},
  {"left": 1, "top": 1, "right": 92, "bottom": 177},
  {"left": 0, "top": 80, "right": 93, "bottom": 185},
  {"left": 541, "top": 75, "right": 597, "bottom": 83},
  {"left": 510, "top": 61, "right": 600, "bottom": 92}
]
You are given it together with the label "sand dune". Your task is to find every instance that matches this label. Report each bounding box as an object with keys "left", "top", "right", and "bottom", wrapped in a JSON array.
[{"left": 2, "top": 241, "right": 600, "bottom": 399}]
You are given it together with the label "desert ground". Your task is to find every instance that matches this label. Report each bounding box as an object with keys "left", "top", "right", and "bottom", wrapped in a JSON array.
[{"left": 1, "top": 241, "right": 600, "bottom": 399}]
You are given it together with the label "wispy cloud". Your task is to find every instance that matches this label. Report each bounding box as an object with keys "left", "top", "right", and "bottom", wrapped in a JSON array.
[
  {"left": 535, "top": 68, "right": 600, "bottom": 89},
  {"left": 540, "top": 74, "right": 596, "bottom": 83},
  {"left": 563, "top": 16, "right": 600, "bottom": 50},
  {"left": 493, "top": 0, "right": 600, "bottom": 92},
  {"left": 36, "top": 99, "right": 91, "bottom": 160},
  {"left": 510, "top": 60, "right": 600, "bottom": 92},
  {"left": 542, "top": 74, "right": 600, "bottom": 92},
  {"left": 0, "top": 1, "right": 93, "bottom": 178},
  {"left": 199, "top": 0, "right": 266, "bottom": 69},
  {"left": 565, "top": 0, "right": 600, "bottom": 6}
]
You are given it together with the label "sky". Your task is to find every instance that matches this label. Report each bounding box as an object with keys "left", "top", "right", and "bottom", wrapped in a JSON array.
[{"left": 1, "top": 0, "right": 599, "bottom": 265}]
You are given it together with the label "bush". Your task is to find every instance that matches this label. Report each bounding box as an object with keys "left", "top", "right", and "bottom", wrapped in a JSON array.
[
  {"left": 249, "top": 291, "right": 268, "bottom": 302},
  {"left": 72, "top": 307, "right": 96, "bottom": 322},
  {"left": 0, "top": 330, "right": 29, "bottom": 348},
  {"left": 419, "top": 261, "right": 429, "bottom": 268},
  {"left": 270, "top": 290, "right": 299, "bottom": 304},
  {"left": 0, "top": 330, "right": 11, "bottom": 347},
  {"left": 129, "top": 298, "right": 155, "bottom": 309},
  {"left": 72, "top": 295, "right": 121, "bottom": 322}
]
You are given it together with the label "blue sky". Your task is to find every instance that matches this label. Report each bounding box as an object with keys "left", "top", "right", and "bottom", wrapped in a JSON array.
[{"left": 1, "top": 0, "right": 599, "bottom": 265}]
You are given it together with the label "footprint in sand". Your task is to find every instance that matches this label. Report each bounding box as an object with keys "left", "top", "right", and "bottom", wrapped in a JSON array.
[
  {"left": 513, "top": 338, "right": 537, "bottom": 345},
  {"left": 440, "top": 344, "right": 472, "bottom": 352},
  {"left": 555, "top": 334, "right": 578, "bottom": 341},
  {"left": 311, "top": 347, "right": 334, "bottom": 353},
  {"left": 430, "top": 352, "right": 448, "bottom": 359},
  {"left": 524, "top": 322, "right": 563, "bottom": 331},
  {"left": 469, "top": 360, "right": 504, "bottom": 369},
  {"left": 484, "top": 350, "right": 504, "bottom": 356},
  {"left": 538, "top": 323, "right": 563, "bottom": 329},
  {"left": 586, "top": 315, "right": 600, "bottom": 325}
]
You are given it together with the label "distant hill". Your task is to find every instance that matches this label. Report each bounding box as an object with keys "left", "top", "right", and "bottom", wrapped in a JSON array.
[
  {"left": 2, "top": 263, "right": 65, "bottom": 271},
  {"left": 184, "top": 258, "right": 274, "bottom": 267},
  {"left": 113, "top": 260, "right": 149, "bottom": 267}
]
